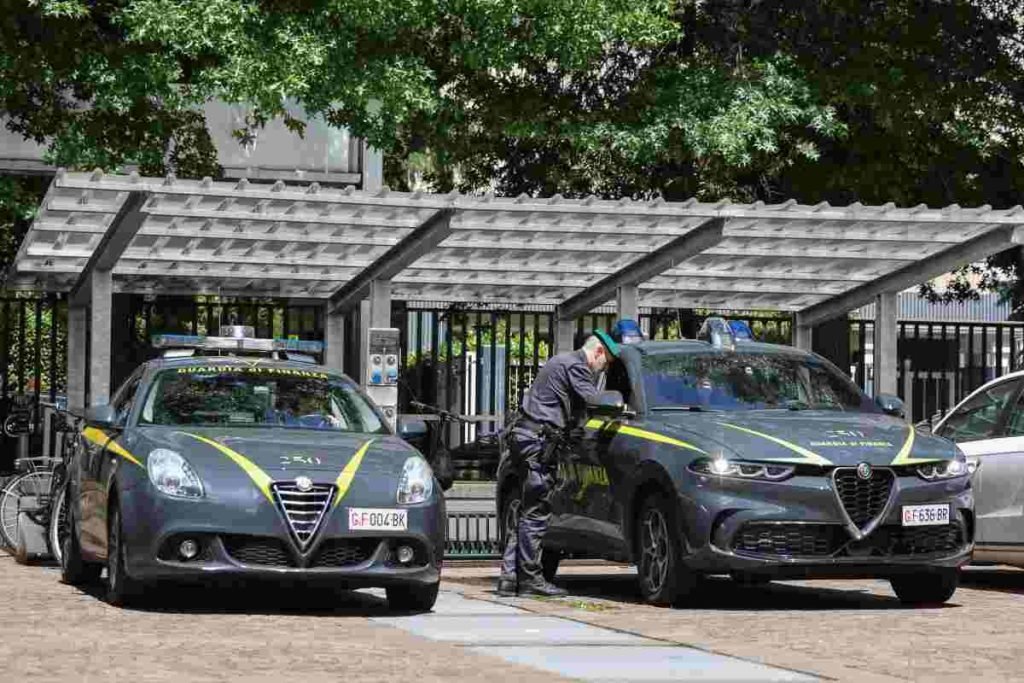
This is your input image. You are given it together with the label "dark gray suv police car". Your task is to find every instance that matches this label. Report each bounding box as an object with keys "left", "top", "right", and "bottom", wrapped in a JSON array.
[{"left": 498, "top": 329, "right": 973, "bottom": 606}]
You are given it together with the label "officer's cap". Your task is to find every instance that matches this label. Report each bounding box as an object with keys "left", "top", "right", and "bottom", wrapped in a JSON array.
[{"left": 592, "top": 328, "right": 621, "bottom": 358}]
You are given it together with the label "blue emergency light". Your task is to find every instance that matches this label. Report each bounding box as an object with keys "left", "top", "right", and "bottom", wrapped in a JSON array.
[
  {"left": 611, "top": 318, "right": 645, "bottom": 344},
  {"left": 728, "top": 320, "right": 754, "bottom": 341},
  {"left": 698, "top": 317, "right": 735, "bottom": 350}
]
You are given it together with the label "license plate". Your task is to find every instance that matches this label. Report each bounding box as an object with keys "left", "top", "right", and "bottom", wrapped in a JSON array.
[
  {"left": 901, "top": 504, "right": 950, "bottom": 527},
  {"left": 347, "top": 508, "right": 408, "bottom": 531}
]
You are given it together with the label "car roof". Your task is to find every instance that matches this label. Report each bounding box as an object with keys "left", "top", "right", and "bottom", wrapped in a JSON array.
[
  {"left": 141, "top": 354, "right": 342, "bottom": 376},
  {"left": 631, "top": 339, "right": 813, "bottom": 358}
]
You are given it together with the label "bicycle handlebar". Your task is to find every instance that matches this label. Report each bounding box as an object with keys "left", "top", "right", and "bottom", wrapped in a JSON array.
[{"left": 409, "top": 401, "right": 472, "bottom": 423}]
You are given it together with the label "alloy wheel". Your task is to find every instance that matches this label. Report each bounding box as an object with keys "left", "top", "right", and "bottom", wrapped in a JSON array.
[{"left": 640, "top": 507, "right": 670, "bottom": 595}]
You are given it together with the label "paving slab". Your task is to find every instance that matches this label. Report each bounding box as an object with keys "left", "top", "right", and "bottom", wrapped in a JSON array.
[
  {"left": 373, "top": 612, "right": 649, "bottom": 646},
  {"left": 476, "top": 645, "right": 817, "bottom": 682}
]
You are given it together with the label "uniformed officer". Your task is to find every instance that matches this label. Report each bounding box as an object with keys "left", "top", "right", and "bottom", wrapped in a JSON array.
[{"left": 497, "top": 329, "right": 620, "bottom": 597}]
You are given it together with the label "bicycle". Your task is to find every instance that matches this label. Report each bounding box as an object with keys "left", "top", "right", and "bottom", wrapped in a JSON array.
[
  {"left": 409, "top": 400, "right": 477, "bottom": 491},
  {"left": 0, "top": 400, "right": 77, "bottom": 560}
]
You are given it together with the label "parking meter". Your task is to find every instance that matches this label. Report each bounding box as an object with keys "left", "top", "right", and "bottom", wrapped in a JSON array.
[{"left": 364, "top": 328, "right": 400, "bottom": 430}]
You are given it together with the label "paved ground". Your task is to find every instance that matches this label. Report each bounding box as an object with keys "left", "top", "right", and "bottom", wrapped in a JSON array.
[
  {"left": 445, "top": 563, "right": 1024, "bottom": 682},
  {"left": 4, "top": 553, "right": 1024, "bottom": 682}
]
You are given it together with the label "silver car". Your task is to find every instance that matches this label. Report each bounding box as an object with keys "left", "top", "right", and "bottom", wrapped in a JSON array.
[{"left": 933, "top": 371, "right": 1024, "bottom": 566}]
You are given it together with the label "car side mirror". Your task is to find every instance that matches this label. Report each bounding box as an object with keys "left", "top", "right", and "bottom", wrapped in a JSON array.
[
  {"left": 398, "top": 417, "right": 428, "bottom": 442},
  {"left": 84, "top": 404, "right": 118, "bottom": 429},
  {"left": 588, "top": 390, "right": 633, "bottom": 418},
  {"left": 875, "top": 394, "right": 905, "bottom": 418}
]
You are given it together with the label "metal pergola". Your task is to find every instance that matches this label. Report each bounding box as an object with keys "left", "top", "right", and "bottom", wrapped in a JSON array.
[{"left": 10, "top": 169, "right": 1024, "bottom": 410}]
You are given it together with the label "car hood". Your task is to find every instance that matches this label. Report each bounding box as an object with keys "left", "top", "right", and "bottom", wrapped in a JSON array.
[
  {"left": 648, "top": 410, "right": 958, "bottom": 466},
  {"left": 131, "top": 426, "right": 417, "bottom": 476}
]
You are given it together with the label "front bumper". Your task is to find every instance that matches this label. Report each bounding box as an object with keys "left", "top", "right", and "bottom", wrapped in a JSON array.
[
  {"left": 680, "top": 468, "right": 974, "bottom": 578},
  {"left": 117, "top": 483, "right": 445, "bottom": 588}
]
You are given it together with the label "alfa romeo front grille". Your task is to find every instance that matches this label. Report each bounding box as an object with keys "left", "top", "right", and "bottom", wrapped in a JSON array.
[
  {"left": 733, "top": 523, "right": 842, "bottom": 557},
  {"left": 311, "top": 539, "right": 379, "bottom": 567},
  {"left": 832, "top": 467, "right": 894, "bottom": 528},
  {"left": 271, "top": 482, "right": 335, "bottom": 550},
  {"left": 222, "top": 535, "right": 294, "bottom": 566}
]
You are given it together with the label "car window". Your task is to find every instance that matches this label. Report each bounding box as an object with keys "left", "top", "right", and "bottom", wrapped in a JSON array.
[
  {"left": 112, "top": 375, "right": 142, "bottom": 427},
  {"left": 938, "top": 379, "right": 1021, "bottom": 442},
  {"left": 641, "top": 350, "right": 873, "bottom": 412},
  {"left": 138, "top": 365, "right": 388, "bottom": 433}
]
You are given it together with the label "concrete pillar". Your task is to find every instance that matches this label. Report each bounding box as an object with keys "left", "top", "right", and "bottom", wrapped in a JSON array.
[
  {"left": 67, "top": 306, "right": 87, "bottom": 414},
  {"left": 793, "top": 314, "right": 812, "bottom": 351},
  {"left": 873, "top": 291, "right": 899, "bottom": 396},
  {"left": 554, "top": 318, "right": 575, "bottom": 354},
  {"left": 88, "top": 270, "right": 113, "bottom": 406},
  {"left": 616, "top": 284, "right": 638, "bottom": 322},
  {"left": 324, "top": 306, "right": 345, "bottom": 373}
]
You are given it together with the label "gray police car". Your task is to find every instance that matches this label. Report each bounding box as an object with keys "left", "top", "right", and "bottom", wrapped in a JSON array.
[
  {"left": 497, "top": 320, "right": 973, "bottom": 606},
  {"left": 60, "top": 332, "right": 443, "bottom": 610}
]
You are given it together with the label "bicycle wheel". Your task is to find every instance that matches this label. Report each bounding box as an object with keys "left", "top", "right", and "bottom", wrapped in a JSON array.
[
  {"left": 47, "top": 484, "right": 67, "bottom": 565},
  {"left": 0, "top": 471, "right": 53, "bottom": 551}
]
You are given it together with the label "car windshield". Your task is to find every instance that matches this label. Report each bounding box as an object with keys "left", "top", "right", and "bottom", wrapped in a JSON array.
[
  {"left": 138, "top": 365, "right": 388, "bottom": 432},
  {"left": 642, "top": 350, "right": 874, "bottom": 412}
]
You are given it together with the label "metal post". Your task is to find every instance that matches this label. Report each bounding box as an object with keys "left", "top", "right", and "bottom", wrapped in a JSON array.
[
  {"left": 368, "top": 278, "right": 391, "bottom": 328},
  {"left": 67, "top": 306, "right": 87, "bottom": 414},
  {"left": 554, "top": 317, "right": 575, "bottom": 354},
  {"left": 874, "top": 292, "right": 899, "bottom": 396},
  {"left": 616, "top": 284, "right": 639, "bottom": 323},
  {"left": 88, "top": 269, "right": 113, "bottom": 405},
  {"left": 793, "top": 314, "right": 812, "bottom": 351},
  {"left": 324, "top": 305, "right": 345, "bottom": 373}
]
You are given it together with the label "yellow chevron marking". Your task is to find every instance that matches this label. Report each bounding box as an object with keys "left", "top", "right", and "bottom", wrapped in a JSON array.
[
  {"left": 890, "top": 425, "right": 939, "bottom": 465},
  {"left": 179, "top": 432, "right": 274, "bottom": 503},
  {"left": 333, "top": 439, "right": 374, "bottom": 508},
  {"left": 81, "top": 427, "right": 144, "bottom": 468},
  {"left": 719, "top": 423, "right": 833, "bottom": 466},
  {"left": 586, "top": 419, "right": 707, "bottom": 454}
]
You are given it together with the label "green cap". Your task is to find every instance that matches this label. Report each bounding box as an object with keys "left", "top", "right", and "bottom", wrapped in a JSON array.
[{"left": 593, "top": 328, "right": 621, "bottom": 358}]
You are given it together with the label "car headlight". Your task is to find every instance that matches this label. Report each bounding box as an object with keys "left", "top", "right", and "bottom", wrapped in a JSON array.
[
  {"left": 397, "top": 456, "right": 434, "bottom": 504},
  {"left": 688, "top": 458, "right": 795, "bottom": 481},
  {"left": 916, "top": 458, "right": 969, "bottom": 481},
  {"left": 147, "top": 449, "right": 204, "bottom": 498}
]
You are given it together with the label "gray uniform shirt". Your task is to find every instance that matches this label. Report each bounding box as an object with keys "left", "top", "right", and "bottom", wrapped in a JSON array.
[{"left": 519, "top": 349, "right": 601, "bottom": 431}]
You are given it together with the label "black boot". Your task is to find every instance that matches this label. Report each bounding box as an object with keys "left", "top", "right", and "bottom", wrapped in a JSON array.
[
  {"left": 518, "top": 579, "right": 567, "bottom": 597},
  {"left": 496, "top": 577, "right": 518, "bottom": 597}
]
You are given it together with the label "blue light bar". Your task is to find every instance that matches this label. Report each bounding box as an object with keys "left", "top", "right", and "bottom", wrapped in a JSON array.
[{"left": 151, "top": 334, "right": 323, "bottom": 356}]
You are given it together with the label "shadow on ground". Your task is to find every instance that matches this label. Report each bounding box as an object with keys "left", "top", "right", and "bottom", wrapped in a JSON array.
[
  {"left": 66, "top": 575, "right": 400, "bottom": 616},
  {"left": 463, "top": 571, "right": 957, "bottom": 611},
  {"left": 960, "top": 567, "right": 1024, "bottom": 595}
]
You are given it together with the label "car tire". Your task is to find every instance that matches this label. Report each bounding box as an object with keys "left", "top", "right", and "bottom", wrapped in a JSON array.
[
  {"left": 636, "top": 491, "right": 694, "bottom": 606},
  {"left": 106, "top": 501, "right": 144, "bottom": 607},
  {"left": 890, "top": 570, "right": 959, "bottom": 605},
  {"left": 541, "top": 549, "right": 561, "bottom": 582},
  {"left": 386, "top": 582, "right": 439, "bottom": 613},
  {"left": 61, "top": 489, "right": 102, "bottom": 586}
]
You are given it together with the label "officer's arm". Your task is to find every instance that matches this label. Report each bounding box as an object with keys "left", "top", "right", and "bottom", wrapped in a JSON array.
[{"left": 566, "top": 362, "right": 602, "bottom": 404}]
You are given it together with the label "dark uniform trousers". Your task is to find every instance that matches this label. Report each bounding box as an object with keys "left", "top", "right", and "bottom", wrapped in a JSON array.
[{"left": 499, "top": 431, "right": 555, "bottom": 584}]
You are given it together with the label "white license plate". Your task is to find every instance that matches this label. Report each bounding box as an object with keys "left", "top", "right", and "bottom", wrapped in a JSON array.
[
  {"left": 901, "top": 504, "right": 950, "bottom": 527},
  {"left": 348, "top": 508, "right": 408, "bottom": 531}
]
